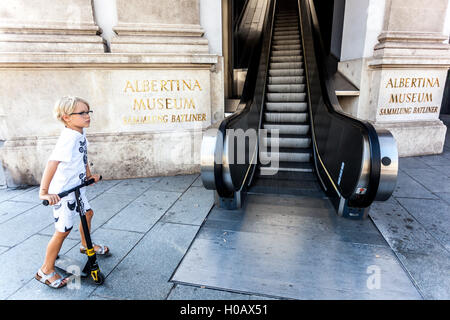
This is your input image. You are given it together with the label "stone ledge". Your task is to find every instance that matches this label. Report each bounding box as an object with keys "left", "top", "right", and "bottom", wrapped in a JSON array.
[
  {"left": 0, "top": 52, "right": 218, "bottom": 68},
  {"left": 0, "top": 23, "right": 100, "bottom": 35},
  {"left": 113, "top": 23, "right": 205, "bottom": 37},
  {"left": 369, "top": 56, "right": 450, "bottom": 68}
]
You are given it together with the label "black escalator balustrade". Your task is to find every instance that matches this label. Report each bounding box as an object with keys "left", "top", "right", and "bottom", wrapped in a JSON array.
[{"left": 201, "top": 0, "right": 398, "bottom": 220}]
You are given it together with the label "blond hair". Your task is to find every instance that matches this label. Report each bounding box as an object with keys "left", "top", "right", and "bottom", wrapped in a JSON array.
[{"left": 53, "top": 96, "right": 90, "bottom": 123}]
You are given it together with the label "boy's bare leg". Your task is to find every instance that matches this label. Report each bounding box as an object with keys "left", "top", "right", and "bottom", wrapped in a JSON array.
[
  {"left": 40, "top": 230, "right": 70, "bottom": 284},
  {"left": 79, "top": 209, "right": 93, "bottom": 248},
  {"left": 79, "top": 210, "right": 106, "bottom": 252}
]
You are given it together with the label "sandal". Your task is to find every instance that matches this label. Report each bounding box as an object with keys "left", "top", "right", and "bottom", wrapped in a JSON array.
[
  {"left": 80, "top": 243, "right": 110, "bottom": 256},
  {"left": 35, "top": 268, "right": 68, "bottom": 289}
]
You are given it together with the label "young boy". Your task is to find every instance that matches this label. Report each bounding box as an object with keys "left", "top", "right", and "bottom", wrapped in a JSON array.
[{"left": 36, "top": 96, "right": 109, "bottom": 289}]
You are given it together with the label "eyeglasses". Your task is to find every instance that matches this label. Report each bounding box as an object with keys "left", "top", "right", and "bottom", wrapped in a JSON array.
[{"left": 70, "top": 110, "right": 93, "bottom": 116}]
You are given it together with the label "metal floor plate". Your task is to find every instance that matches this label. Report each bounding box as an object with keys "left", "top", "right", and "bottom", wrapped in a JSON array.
[{"left": 171, "top": 194, "right": 422, "bottom": 299}]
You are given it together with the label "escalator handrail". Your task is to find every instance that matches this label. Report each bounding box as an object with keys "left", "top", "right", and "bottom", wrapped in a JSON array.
[
  {"left": 301, "top": 0, "right": 381, "bottom": 207},
  {"left": 233, "top": 0, "right": 251, "bottom": 33}
]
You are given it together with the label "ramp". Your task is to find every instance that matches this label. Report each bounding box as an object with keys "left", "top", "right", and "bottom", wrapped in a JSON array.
[{"left": 171, "top": 194, "right": 421, "bottom": 299}]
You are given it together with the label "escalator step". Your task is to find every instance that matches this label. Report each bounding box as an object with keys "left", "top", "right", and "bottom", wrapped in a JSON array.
[
  {"left": 275, "top": 17, "right": 297, "bottom": 20},
  {"left": 269, "top": 69, "right": 304, "bottom": 77},
  {"left": 260, "top": 151, "right": 311, "bottom": 163},
  {"left": 268, "top": 76, "right": 305, "bottom": 84},
  {"left": 266, "top": 92, "right": 306, "bottom": 102},
  {"left": 267, "top": 84, "right": 305, "bottom": 93},
  {"left": 264, "top": 112, "right": 308, "bottom": 123},
  {"left": 275, "top": 18, "right": 298, "bottom": 22},
  {"left": 262, "top": 136, "right": 311, "bottom": 148},
  {"left": 273, "top": 31, "right": 299, "bottom": 36},
  {"left": 272, "top": 44, "right": 302, "bottom": 51},
  {"left": 274, "top": 26, "right": 298, "bottom": 30},
  {"left": 265, "top": 102, "right": 307, "bottom": 112},
  {"left": 273, "top": 28, "right": 298, "bottom": 34},
  {"left": 261, "top": 161, "right": 313, "bottom": 171},
  {"left": 275, "top": 21, "right": 298, "bottom": 27},
  {"left": 271, "top": 49, "right": 302, "bottom": 57},
  {"left": 258, "top": 168, "right": 315, "bottom": 180},
  {"left": 270, "top": 56, "right": 302, "bottom": 63},
  {"left": 263, "top": 123, "right": 309, "bottom": 134},
  {"left": 272, "top": 40, "right": 301, "bottom": 46},
  {"left": 273, "top": 35, "right": 299, "bottom": 41},
  {"left": 270, "top": 62, "right": 303, "bottom": 69}
]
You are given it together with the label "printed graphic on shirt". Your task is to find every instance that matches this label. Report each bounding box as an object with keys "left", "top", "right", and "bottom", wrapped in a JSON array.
[
  {"left": 79, "top": 139, "right": 88, "bottom": 165},
  {"left": 79, "top": 172, "right": 86, "bottom": 185},
  {"left": 67, "top": 201, "right": 76, "bottom": 211}
]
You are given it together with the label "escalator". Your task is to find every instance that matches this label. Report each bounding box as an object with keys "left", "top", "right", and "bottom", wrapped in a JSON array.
[
  {"left": 201, "top": 0, "right": 398, "bottom": 219},
  {"left": 173, "top": 0, "right": 418, "bottom": 298},
  {"left": 251, "top": 8, "right": 321, "bottom": 198}
]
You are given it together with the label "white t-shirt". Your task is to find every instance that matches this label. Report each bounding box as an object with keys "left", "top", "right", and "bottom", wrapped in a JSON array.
[{"left": 48, "top": 127, "right": 89, "bottom": 201}]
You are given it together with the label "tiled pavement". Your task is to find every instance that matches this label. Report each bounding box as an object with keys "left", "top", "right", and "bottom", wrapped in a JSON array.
[
  {"left": 0, "top": 117, "right": 449, "bottom": 300},
  {"left": 370, "top": 115, "right": 450, "bottom": 299}
]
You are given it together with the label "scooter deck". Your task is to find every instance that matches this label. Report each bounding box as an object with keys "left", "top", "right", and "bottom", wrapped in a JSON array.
[{"left": 55, "top": 255, "right": 89, "bottom": 278}]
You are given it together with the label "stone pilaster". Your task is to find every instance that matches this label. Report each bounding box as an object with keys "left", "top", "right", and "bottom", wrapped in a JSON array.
[
  {"left": 110, "top": 0, "right": 209, "bottom": 53},
  {"left": 340, "top": 0, "right": 450, "bottom": 156}
]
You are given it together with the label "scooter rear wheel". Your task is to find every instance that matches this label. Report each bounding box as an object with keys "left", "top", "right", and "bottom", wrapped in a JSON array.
[{"left": 95, "top": 272, "right": 105, "bottom": 285}]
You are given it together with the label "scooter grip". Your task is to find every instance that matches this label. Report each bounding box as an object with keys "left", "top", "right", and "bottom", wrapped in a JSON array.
[
  {"left": 42, "top": 200, "right": 49, "bottom": 206},
  {"left": 86, "top": 175, "right": 102, "bottom": 186}
]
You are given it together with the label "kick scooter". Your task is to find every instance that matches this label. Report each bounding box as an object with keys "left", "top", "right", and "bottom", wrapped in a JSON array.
[{"left": 43, "top": 176, "right": 105, "bottom": 285}]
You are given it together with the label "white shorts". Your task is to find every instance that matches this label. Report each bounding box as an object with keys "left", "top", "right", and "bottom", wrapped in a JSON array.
[{"left": 52, "top": 193, "right": 91, "bottom": 233}]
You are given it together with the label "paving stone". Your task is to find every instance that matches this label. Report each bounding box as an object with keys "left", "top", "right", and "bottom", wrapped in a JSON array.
[
  {"left": 392, "top": 171, "right": 438, "bottom": 199},
  {"left": 396, "top": 198, "right": 450, "bottom": 251},
  {"left": 104, "top": 177, "right": 160, "bottom": 196},
  {"left": 93, "top": 222, "right": 199, "bottom": 299},
  {"left": 85, "top": 192, "right": 140, "bottom": 231},
  {"left": 104, "top": 190, "right": 182, "bottom": 233},
  {"left": 0, "top": 187, "right": 34, "bottom": 203},
  {"left": 0, "top": 234, "right": 78, "bottom": 300},
  {"left": 370, "top": 198, "right": 450, "bottom": 299},
  {"left": 145, "top": 174, "right": 198, "bottom": 193},
  {"left": 417, "top": 153, "right": 450, "bottom": 167},
  {"left": 162, "top": 187, "right": 214, "bottom": 226},
  {"left": 0, "top": 200, "right": 37, "bottom": 224},
  {"left": 436, "top": 192, "right": 450, "bottom": 205},
  {"left": 0, "top": 204, "right": 54, "bottom": 247},
  {"left": 84, "top": 179, "right": 123, "bottom": 201},
  {"left": 191, "top": 175, "right": 203, "bottom": 187},
  {"left": 8, "top": 187, "right": 41, "bottom": 204},
  {"left": 402, "top": 168, "right": 450, "bottom": 193},
  {"left": 429, "top": 165, "right": 450, "bottom": 178},
  {"left": 398, "top": 157, "right": 430, "bottom": 171},
  {"left": 8, "top": 228, "right": 143, "bottom": 300},
  {"left": 0, "top": 246, "right": 9, "bottom": 255},
  {"left": 64, "top": 227, "right": 144, "bottom": 280},
  {"left": 168, "top": 284, "right": 277, "bottom": 300}
]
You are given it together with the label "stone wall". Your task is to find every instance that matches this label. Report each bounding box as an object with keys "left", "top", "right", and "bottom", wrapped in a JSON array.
[
  {"left": 0, "top": 0, "right": 224, "bottom": 186},
  {"left": 338, "top": 0, "right": 450, "bottom": 156}
]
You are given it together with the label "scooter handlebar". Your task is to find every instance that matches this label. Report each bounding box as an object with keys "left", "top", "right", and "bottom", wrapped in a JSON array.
[{"left": 42, "top": 175, "right": 102, "bottom": 206}]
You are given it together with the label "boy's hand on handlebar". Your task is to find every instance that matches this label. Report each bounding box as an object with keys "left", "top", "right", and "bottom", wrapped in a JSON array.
[
  {"left": 88, "top": 174, "right": 101, "bottom": 184},
  {"left": 40, "top": 193, "right": 60, "bottom": 206}
]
